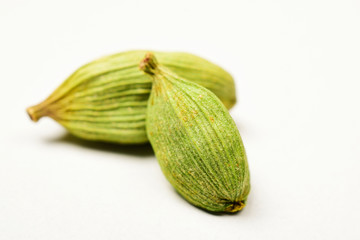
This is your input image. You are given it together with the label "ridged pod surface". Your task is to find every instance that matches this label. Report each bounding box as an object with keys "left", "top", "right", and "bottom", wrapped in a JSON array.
[
  {"left": 27, "top": 50, "right": 236, "bottom": 144},
  {"left": 142, "top": 53, "right": 250, "bottom": 213}
]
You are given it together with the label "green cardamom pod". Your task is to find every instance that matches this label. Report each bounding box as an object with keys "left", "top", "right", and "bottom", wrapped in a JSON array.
[
  {"left": 141, "top": 53, "right": 250, "bottom": 213},
  {"left": 27, "top": 50, "right": 236, "bottom": 144}
]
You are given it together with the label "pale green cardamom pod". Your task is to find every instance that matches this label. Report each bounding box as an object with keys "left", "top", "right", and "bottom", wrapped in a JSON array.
[
  {"left": 27, "top": 50, "right": 236, "bottom": 144},
  {"left": 141, "top": 53, "right": 250, "bottom": 213}
]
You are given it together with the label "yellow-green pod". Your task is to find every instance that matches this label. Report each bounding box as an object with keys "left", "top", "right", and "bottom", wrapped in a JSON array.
[
  {"left": 27, "top": 50, "right": 236, "bottom": 144},
  {"left": 141, "top": 53, "right": 250, "bottom": 213}
]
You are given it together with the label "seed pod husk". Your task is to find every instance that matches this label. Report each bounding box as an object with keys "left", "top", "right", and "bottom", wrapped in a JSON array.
[
  {"left": 27, "top": 50, "right": 236, "bottom": 144},
  {"left": 141, "top": 53, "right": 250, "bottom": 213}
]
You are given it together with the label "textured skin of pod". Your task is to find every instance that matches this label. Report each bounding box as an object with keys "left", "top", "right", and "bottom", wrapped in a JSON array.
[
  {"left": 142, "top": 53, "right": 250, "bottom": 213},
  {"left": 27, "top": 50, "right": 236, "bottom": 144}
]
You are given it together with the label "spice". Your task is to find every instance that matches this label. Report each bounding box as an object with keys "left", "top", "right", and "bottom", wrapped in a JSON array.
[
  {"left": 141, "top": 53, "right": 250, "bottom": 212},
  {"left": 27, "top": 50, "right": 236, "bottom": 144}
]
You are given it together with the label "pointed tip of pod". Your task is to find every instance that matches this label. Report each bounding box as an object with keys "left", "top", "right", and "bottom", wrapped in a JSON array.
[
  {"left": 26, "top": 102, "right": 49, "bottom": 122},
  {"left": 139, "top": 52, "right": 159, "bottom": 75},
  {"left": 225, "top": 200, "right": 246, "bottom": 213},
  {"left": 26, "top": 106, "right": 40, "bottom": 122}
]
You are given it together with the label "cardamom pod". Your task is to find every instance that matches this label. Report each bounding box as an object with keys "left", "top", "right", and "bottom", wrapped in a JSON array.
[
  {"left": 141, "top": 53, "right": 250, "bottom": 213},
  {"left": 27, "top": 50, "right": 236, "bottom": 144}
]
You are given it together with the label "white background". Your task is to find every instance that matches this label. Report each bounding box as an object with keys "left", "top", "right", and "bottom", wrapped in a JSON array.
[{"left": 1, "top": 0, "right": 359, "bottom": 239}]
